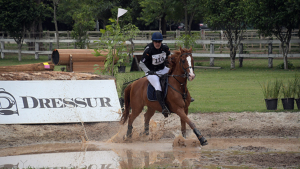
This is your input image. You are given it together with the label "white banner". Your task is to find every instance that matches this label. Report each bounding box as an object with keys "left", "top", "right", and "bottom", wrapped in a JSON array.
[
  {"left": 0, "top": 80, "right": 121, "bottom": 124},
  {"left": 0, "top": 151, "right": 119, "bottom": 168},
  {"left": 117, "top": 8, "right": 128, "bottom": 18}
]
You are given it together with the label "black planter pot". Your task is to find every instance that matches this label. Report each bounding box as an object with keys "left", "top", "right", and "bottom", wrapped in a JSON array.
[
  {"left": 119, "top": 97, "right": 124, "bottom": 109},
  {"left": 281, "top": 98, "right": 294, "bottom": 110},
  {"left": 265, "top": 99, "right": 278, "bottom": 110},
  {"left": 296, "top": 98, "right": 300, "bottom": 110},
  {"left": 118, "top": 66, "right": 126, "bottom": 73}
]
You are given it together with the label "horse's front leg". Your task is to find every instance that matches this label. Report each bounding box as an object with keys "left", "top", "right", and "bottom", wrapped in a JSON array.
[
  {"left": 176, "top": 108, "right": 208, "bottom": 146},
  {"left": 143, "top": 107, "right": 155, "bottom": 135},
  {"left": 181, "top": 103, "right": 190, "bottom": 138},
  {"left": 180, "top": 118, "right": 186, "bottom": 138}
]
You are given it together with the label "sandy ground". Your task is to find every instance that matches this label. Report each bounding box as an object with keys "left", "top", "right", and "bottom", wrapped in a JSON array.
[
  {"left": 1, "top": 73, "right": 300, "bottom": 168},
  {"left": 1, "top": 112, "right": 300, "bottom": 168},
  {"left": 1, "top": 111, "right": 300, "bottom": 148}
]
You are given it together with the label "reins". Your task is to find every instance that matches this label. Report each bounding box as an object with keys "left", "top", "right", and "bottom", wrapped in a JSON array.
[{"left": 123, "top": 75, "right": 147, "bottom": 85}]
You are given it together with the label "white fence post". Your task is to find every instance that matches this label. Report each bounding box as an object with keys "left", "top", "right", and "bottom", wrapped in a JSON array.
[
  {"left": 1, "top": 40, "right": 4, "bottom": 59},
  {"left": 210, "top": 38, "right": 214, "bottom": 66},
  {"left": 201, "top": 30, "right": 206, "bottom": 50},
  {"left": 35, "top": 39, "right": 39, "bottom": 59}
]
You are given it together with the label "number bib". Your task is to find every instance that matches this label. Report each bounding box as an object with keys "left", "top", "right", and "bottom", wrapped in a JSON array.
[{"left": 152, "top": 52, "right": 166, "bottom": 65}]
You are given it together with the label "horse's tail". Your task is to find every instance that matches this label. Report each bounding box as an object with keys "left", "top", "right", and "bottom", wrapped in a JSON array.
[{"left": 120, "top": 83, "right": 132, "bottom": 125}]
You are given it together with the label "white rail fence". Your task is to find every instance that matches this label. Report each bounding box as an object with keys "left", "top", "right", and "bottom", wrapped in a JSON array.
[{"left": 1, "top": 38, "right": 300, "bottom": 67}]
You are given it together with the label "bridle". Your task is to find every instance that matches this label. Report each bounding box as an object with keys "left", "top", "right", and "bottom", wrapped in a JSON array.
[
  {"left": 180, "top": 52, "right": 194, "bottom": 78},
  {"left": 168, "top": 52, "right": 194, "bottom": 102}
]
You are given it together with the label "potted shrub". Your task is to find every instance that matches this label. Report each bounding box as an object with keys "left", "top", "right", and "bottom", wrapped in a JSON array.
[
  {"left": 281, "top": 79, "right": 296, "bottom": 110},
  {"left": 260, "top": 79, "right": 282, "bottom": 110}
]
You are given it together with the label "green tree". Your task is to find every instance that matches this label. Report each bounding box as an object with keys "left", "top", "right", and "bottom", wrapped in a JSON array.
[
  {"left": 139, "top": 0, "right": 176, "bottom": 35},
  {"left": 204, "top": 0, "right": 247, "bottom": 69},
  {"left": 246, "top": 0, "right": 300, "bottom": 70},
  {"left": 182, "top": 0, "right": 205, "bottom": 34},
  {"left": 71, "top": 4, "right": 95, "bottom": 49},
  {"left": 55, "top": 0, "right": 98, "bottom": 49},
  {"left": 0, "top": 0, "right": 44, "bottom": 61},
  {"left": 57, "top": 0, "right": 117, "bottom": 32},
  {"left": 53, "top": 0, "right": 60, "bottom": 49}
]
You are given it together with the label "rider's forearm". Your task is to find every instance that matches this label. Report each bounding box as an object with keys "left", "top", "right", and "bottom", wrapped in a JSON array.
[{"left": 139, "top": 61, "right": 150, "bottom": 73}]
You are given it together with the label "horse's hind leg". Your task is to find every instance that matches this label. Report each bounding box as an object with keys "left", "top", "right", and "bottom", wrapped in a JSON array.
[
  {"left": 126, "top": 104, "right": 144, "bottom": 138},
  {"left": 144, "top": 107, "right": 155, "bottom": 135}
]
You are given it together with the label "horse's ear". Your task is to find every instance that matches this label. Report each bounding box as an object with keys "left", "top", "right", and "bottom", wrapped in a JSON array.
[
  {"left": 179, "top": 46, "right": 183, "bottom": 53},
  {"left": 189, "top": 47, "right": 192, "bottom": 52}
]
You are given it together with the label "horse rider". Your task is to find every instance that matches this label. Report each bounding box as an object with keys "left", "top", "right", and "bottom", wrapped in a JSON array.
[{"left": 139, "top": 32, "right": 171, "bottom": 117}]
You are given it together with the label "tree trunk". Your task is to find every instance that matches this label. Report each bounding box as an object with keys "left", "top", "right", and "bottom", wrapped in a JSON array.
[
  {"left": 188, "top": 12, "right": 195, "bottom": 35},
  {"left": 38, "top": 18, "right": 43, "bottom": 50},
  {"left": 18, "top": 42, "right": 22, "bottom": 61},
  {"left": 184, "top": 0, "right": 188, "bottom": 35},
  {"left": 161, "top": 15, "right": 167, "bottom": 36},
  {"left": 53, "top": 0, "right": 59, "bottom": 49},
  {"left": 230, "top": 47, "right": 236, "bottom": 69},
  {"left": 282, "top": 42, "right": 289, "bottom": 70}
]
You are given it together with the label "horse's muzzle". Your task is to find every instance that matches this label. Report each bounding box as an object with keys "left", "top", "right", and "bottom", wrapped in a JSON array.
[{"left": 188, "top": 73, "right": 195, "bottom": 81}]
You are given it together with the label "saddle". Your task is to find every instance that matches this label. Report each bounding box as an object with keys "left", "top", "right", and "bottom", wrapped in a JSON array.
[{"left": 147, "top": 74, "right": 168, "bottom": 101}]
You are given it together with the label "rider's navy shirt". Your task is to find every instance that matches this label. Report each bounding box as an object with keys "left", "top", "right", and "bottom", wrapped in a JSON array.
[{"left": 141, "top": 43, "right": 171, "bottom": 71}]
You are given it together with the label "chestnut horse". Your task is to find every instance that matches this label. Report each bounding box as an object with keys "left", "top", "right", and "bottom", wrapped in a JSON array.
[{"left": 120, "top": 47, "right": 208, "bottom": 146}]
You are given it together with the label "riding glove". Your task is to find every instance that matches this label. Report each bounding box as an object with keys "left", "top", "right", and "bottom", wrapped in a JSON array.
[{"left": 147, "top": 71, "right": 155, "bottom": 75}]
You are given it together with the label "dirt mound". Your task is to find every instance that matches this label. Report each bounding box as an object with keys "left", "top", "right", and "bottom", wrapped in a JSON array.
[{"left": 0, "top": 71, "right": 114, "bottom": 80}]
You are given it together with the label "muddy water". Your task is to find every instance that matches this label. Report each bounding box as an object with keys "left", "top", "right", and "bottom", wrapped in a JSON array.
[{"left": 0, "top": 138, "right": 299, "bottom": 169}]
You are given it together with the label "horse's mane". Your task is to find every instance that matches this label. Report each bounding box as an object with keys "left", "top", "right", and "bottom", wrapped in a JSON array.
[{"left": 167, "top": 50, "right": 181, "bottom": 74}]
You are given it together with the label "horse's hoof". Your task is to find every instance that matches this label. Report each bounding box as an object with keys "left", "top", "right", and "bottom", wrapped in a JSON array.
[
  {"left": 144, "top": 131, "right": 149, "bottom": 135},
  {"left": 123, "top": 134, "right": 132, "bottom": 141},
  {"left": 199, "top": 136, "right": 208, "bottom": 146},
  {"left": 139, "top": 131, "right": 149, "bottom": 136}
]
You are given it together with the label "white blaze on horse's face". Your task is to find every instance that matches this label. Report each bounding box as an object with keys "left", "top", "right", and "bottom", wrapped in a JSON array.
[{"left": 187, "top": 56, "right": 195, "bottom": 81}]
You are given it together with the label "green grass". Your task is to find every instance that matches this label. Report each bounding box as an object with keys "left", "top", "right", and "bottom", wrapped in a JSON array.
[
  {"left": 116, "top": 58, "right": 300, "bottom": 113},
  {"left": 1, "top": 54, "right": 300, "bottom": 113},
  {"left": 0, "top": 54, "right": 50, "bottom": 66}
]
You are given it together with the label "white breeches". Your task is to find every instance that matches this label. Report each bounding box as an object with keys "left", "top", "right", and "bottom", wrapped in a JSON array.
[{"left": 146, "top": 67, "right": 170, "bottom": 91}]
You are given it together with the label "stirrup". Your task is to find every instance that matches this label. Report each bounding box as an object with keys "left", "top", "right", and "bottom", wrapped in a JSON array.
[{"left": 162, "top": 107, "right": 170, "bottom": 118}]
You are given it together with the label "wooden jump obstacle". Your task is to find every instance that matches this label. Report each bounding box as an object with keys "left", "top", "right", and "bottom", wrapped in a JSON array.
[
  {"left": 51, "top": 49, "right": 109, "bottom": 73},
  {"left": 0, "top": 62, "right": 55, "bottom": 72}
]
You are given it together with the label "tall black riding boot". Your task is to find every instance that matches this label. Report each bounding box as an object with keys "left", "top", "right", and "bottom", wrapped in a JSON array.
[{"left": 156, "top": 90, "right": 170, "bottom": 118}]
